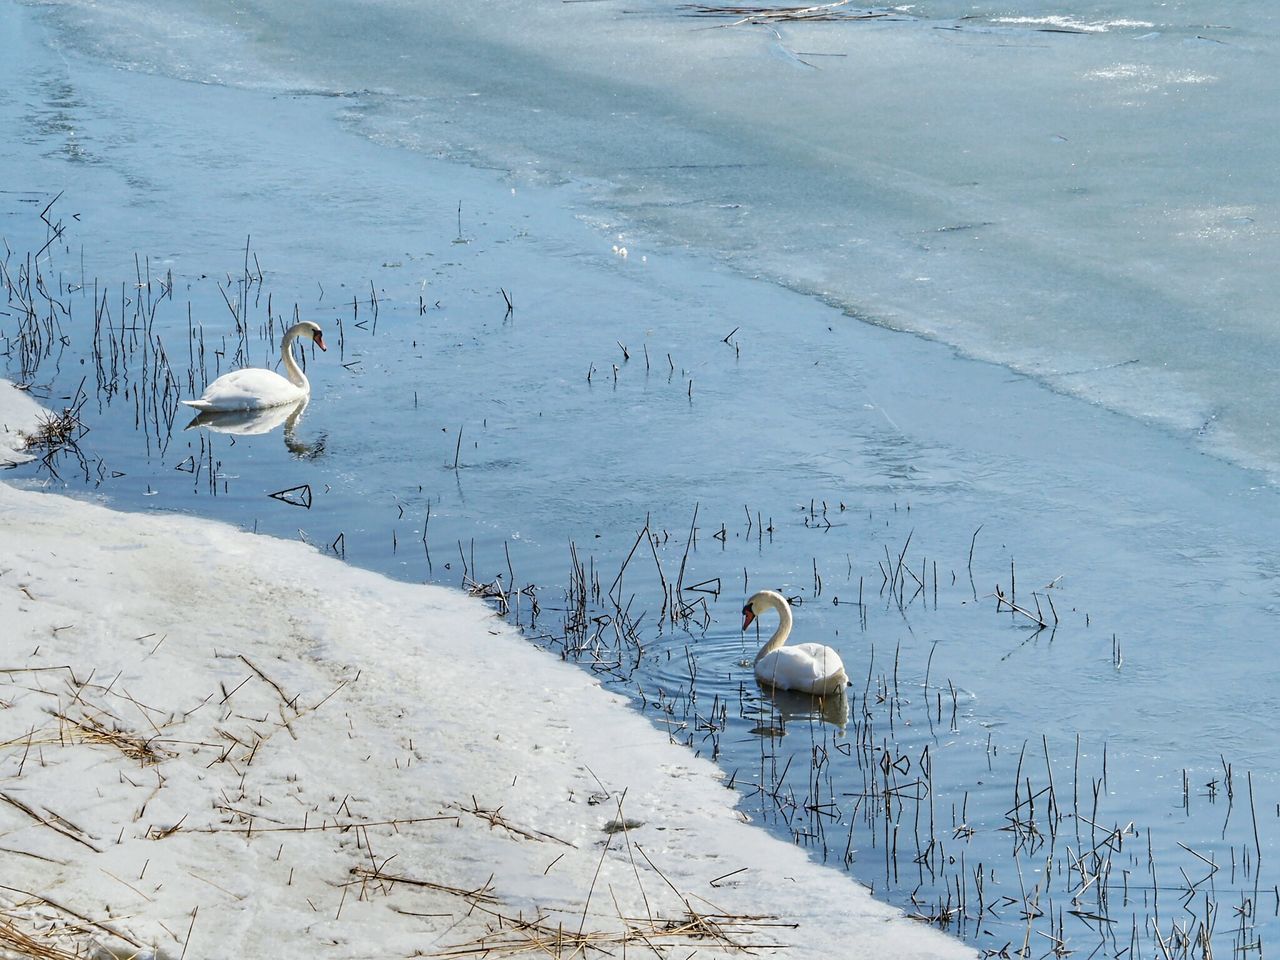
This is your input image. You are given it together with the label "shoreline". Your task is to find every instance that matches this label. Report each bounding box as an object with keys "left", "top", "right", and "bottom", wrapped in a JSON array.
[
  {"left": 0, "top": 381, "right": 970, "bottom": 958},
  {"left": 6, "top": 0, "right": 1280, "bottom": 954}
]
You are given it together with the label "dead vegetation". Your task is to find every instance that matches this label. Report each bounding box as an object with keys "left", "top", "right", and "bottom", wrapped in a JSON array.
[
  {"left": 21, "top": 404, "right": 87, "bottom": 454},
  {"left": 1, "top": 620, "right": 788, "bottom": 960},
  {"left": 678, "top": 1, "right": 901, "bottom": 24},
  {"left": 0, "top": 886, "right": 149, "bottom": 960}
]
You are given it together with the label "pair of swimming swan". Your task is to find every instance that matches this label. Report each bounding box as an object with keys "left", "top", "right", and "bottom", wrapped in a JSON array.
[
  {"left": 182, "top": 321, "right": 326, "bottom": 412},
  {"left": 743, "top": 590, "right": 849, "bottom": 697},
  {"left": 182, "top": 334, "right": 847, "bottom": 698}
]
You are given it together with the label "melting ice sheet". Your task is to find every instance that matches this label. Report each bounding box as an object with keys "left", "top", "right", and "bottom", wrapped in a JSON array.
[{"left": 28, "top": 0, "right": 1280, "bottom": 474}]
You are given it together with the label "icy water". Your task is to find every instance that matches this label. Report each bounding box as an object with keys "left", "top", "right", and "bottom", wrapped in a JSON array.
[
  {"left": 26, "top": 0, "right": 1280, "bottom": 477},
  {"left": 6, "top": 0, "right": 1280, "bottom": 956}
]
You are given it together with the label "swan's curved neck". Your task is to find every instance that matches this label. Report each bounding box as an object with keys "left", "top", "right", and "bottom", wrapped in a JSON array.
[
  {"left": 753, "top": 591, "right": 792, "bottom": 663},
  {"left": 280, "top": 324, "right": 310, "bottom": 390}
]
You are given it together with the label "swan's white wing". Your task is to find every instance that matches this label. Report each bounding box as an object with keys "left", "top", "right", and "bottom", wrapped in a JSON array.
[
  {"left": 755, "top": 643, "right": 847, "bottom": 696},
  {"left": 183, "top": 368, "right": 305, "bottom": 412}
]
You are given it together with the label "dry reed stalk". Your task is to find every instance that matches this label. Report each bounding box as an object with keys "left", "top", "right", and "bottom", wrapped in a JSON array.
[
  {"left": 0, "top": 886, "right": 146, "bottom": 955},
  {"left": 0, "top": 914, "right": 84, "bottom": 960},
  {"left": 0, "top": 792, "right": 102, "bottom": 854},
  {"left": 452, "top": 799, "right": 576, "bottom": 847},
  {"left": 347, "top": 866, "right": 499, "bottom": 905},
  {"left": 433, "top": 899, "right": 791, "bottom": 959},
  {"left": 52, "top": 709, "right": 174, "bottom": 765},
  {"left": 993, "top": 583, "right": 1048, "bottom": 628},
  {"left": 20, "top": 405, "right": 86, "bottom": 452},
  {"left": 166, "top": 812, "right": 456, "bottom": 839}
]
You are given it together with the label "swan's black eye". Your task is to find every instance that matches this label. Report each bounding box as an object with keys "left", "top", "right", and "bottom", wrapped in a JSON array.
[{"left": 741, "top": 604, "right": 752, "bottom": 616}]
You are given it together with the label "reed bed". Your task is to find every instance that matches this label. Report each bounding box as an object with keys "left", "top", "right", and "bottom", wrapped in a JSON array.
[{"left": 459, "top": 506, "right": 1269, "bottom": 960}]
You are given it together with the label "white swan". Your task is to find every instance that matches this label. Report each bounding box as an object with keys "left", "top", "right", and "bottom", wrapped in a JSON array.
[
  {"left": 743, "top": 590, "right": 849, "bottom": 696},
  {"left": 182, "top": 321, "right": 326, "bottom": 412}
]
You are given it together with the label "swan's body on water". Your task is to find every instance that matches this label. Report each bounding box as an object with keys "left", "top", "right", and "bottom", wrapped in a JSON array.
[
  {"left": 743, "top": 590, "right": 848, "bottom": 696},
  {"left": 182, "top": 321, "right": 326, "bottom": 412}
]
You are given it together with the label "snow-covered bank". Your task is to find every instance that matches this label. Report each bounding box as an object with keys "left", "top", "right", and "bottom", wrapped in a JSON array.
[
  {"left": 0, "top": 382, "right": 45, "bottom": 467},
  {"left": 0, "top": 384, "right": 970, "bottom": 959}
]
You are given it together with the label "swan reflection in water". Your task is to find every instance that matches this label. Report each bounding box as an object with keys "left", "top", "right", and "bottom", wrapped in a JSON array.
[
  {"left": 183, "top": 398, "right": 326, "bottom": 459},
  {"left": 751, "top": 683, "right": 850, "bottom": 734}
]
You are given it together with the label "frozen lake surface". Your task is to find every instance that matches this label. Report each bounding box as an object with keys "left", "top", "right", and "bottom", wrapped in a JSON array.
[{"left": 5, "top": 0, "right": 1280, "bottom": 955}]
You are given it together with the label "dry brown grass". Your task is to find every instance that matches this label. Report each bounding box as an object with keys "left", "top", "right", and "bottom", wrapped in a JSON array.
[
  {"left": 679, "top": 1, "right": 895, "bottom": 23},
  {"left": 20, "top": 406, "right": 85, "bottom": 452}
]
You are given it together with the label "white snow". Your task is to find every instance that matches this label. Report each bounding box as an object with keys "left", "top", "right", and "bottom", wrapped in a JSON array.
[
  {"left": 0, "top": 381, "right": 46, "bottom": 467},
  {"left": 0, "top": 381, "right": 971, "bottom": 959}
]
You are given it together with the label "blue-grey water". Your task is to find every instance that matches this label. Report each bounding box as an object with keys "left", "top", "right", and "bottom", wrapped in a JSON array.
[{"left": 5, "top": 0, "right": 1280, "bottom": 955}]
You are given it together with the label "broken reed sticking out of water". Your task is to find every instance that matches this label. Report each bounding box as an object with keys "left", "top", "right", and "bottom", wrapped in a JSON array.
[
  {"left": 20, "top": 391, "right": 85, "bottom": 449},
  {"left": 18, "top": 387, "right": 90, "bottom": 480},
  {"left": 3, "top": 202, "right": 190, "bottom": 471}
]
